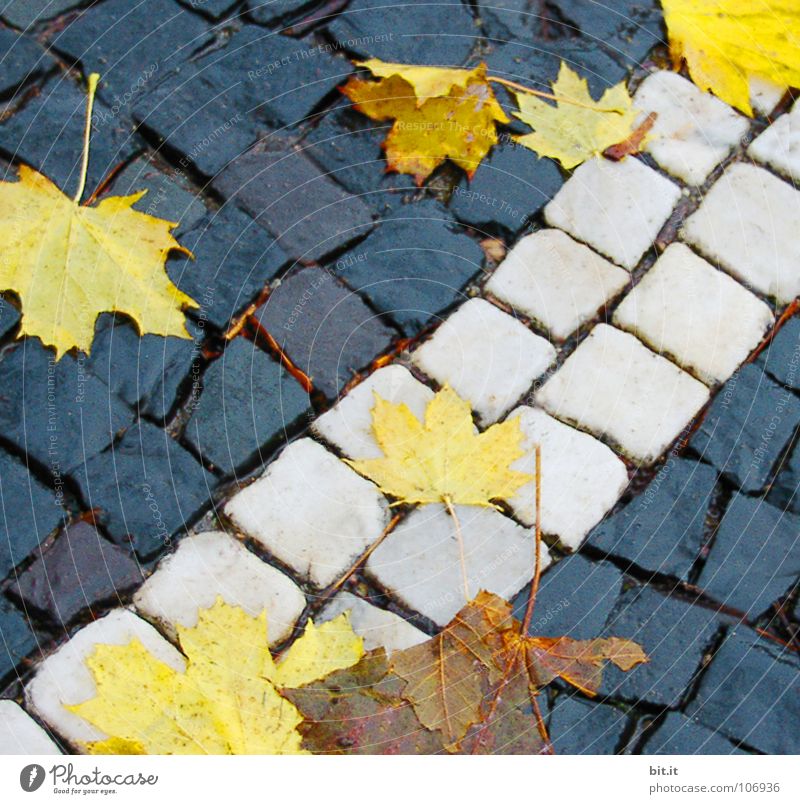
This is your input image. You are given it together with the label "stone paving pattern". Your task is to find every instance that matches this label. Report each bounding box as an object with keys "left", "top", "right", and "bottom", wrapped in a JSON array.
[{"left": 1, "top": 0, "right": 799, "bottom": 756}]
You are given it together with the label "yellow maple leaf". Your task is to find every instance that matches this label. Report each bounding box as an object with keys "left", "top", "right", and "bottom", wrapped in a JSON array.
[
  {"left": 512, "top": 62, "right": 639, "bottom": 169},
  {"left": 71, "top": 599, "right": 363, "bottom": 755},
  {"left": 344, "top": 384, "right": 531, "bottom": 507},
  {"left": 0, "top": 73, "right": 197, "bottom": 358},
  {"left": 342, "top": 60, "right": 509, "bottom": 185},
  {"left": 662, "top": 0, "right": 800, "bottom": 116}
]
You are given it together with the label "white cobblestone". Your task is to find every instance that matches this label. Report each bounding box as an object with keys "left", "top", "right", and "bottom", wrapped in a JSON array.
[
  {"left": 312, "top": 365, "right": 434, "bottom": 459},
  {"left": 544, "top": 156, "right": 682, "bottom": 270},
  {"left": 224, "top": 438, "right": 390, "bottom": 589},
  {"left": 133, "top": 530, "right": 306, "bottom": 646},
  {"left": 750, "top": 76, "right": 786, "bottom": 117},
  {"left": 366, "top": 504, "right": 549, "bottom": 627},
  {"left": 507, "top": 406, "right": 629, "bottom": 550},
  {"left": 536, "top": 324, "right": 710, "bottom": 465},
  {"left": 318, "top": 591, "right": 428, "bottom": 653},
  {"left": 613, "top": 243, "right": 774, "bottom": 385},
  {"left": 485, "top": 229, "right": 629, "bottom": 340},
  {"left": 0, "top": 700, "right": 61, "bottom": 754},
  {"left": 411, "top": 298, "right": 555, "bottom": 425},
  {"left": 682, "top": 163, "right": 800, "bottom": 303},
  {"left": 634, "top": 71, "right": 749, "bottom": 186},
  {"left": 25, "top": 610, "right": 184, "bottom": 747},
  {"left": 749, "top": 101, "right": 800, "bottom": 182}
]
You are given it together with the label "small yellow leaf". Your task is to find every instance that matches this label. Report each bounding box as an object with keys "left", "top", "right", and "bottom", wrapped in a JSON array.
[
  {"left": 71, "top": 599, "right": 364, "bottom": 754},
  {"left": 345, "top": 384, "right": 531, "bottom": 506},
  {"left": 513, "top": 62, "right": 639, "bottom": 169},
  {"left": 662, "top": 0, "right": 800, "bottom": 116},
  {"left": 343, "top": 61, "right": 509, "bottom": 185}
]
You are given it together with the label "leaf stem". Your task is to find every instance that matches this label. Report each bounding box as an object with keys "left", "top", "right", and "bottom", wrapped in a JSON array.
[
  {"left": 73, "top": 72, "right": 100, "bottom": 204},
  {"left": 522, "top": 444, "right": 542, "bottom": 636},
  {"left": 488, "top": 75, "right": 624, "bottom": 114},
  {"left": 442, "top": 495, "right": 470, "bottom": 602}
]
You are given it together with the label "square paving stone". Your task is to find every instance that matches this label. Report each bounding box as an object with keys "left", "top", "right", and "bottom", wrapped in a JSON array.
[
  {"left": 633, "top": 71, "right": 750, "bottom": 186},
  {"left": 327, "top": 0, "right": 478, "bottom": 66},
  {"left": 549, "top": 694, "right": 628, "bottom": 755},
  {"left": 48, "top": 0, "right": 212, "bottom": 106},
  {"left": 170, "top": 204, "right": 289, "bottom": 330},
  {"left": 0, "top": 700, "right": 61, "bottom": 755},
  {"left": 0, "top": 595, "right": 38, "bottom": 683},
  {"left": 613, "top": 243, "right": 773, "bottom": 386},
  {"left": 0, "top": 75, "right": 144, "bottom": 200},
  {"left": 333, "top": 199, "right": 485, "bottom": 337},
  {"left": 536, "top": 324, "right": 710, "bottom": 465},
  {"left": 366, "top": 503, "right": 550, "bottom": 627},
  {"left": 507, "top": 406, "right": 628, "bottom": 549},
  {"left": 76, "top": 420, "right": 216, "bottom": 559},
  {"left": 312, "top": 364, "right": 434, "bottom": 460},
  {"left": 0, "top": 340, "right": 134, "bottom": 475},
  {"left": 0, "top": 447, "right": 65, "bottom": 578},
  {"left": 512, "top": 553, "right": 624, "bottom": 641},
  {"left": 697, "top": 495, "right": 800, "bottom": 618},
  {"left": 254, "top": 266, "right": 397, "bottom": 400},
  {"left": 184, "top": 336, "right": 310, "bottom": 474},
  {"left": 1, "top": 0, "right": 79, "bottom": 28},
  {"left": 449, "top": 141, "right": 564, "bottom": 235},
  {"left": 749, "top": 101, "right": 800, "bottom": 182},
  {"left": 214, "top": 137, "right": 374, "bottom": 263},
  {"left": 588, "top": 456, "right": 716, "bottom": 582},
  {"left": 225, "top": 437, "right": 390, "bottom": 588},
  {"left": 0, "top": 26, "right": 54, "bottom": 93},
  {"left": 681, "top": 163, "right": 800, "bottom": 304},
  {"left": 302, "top": 101, "right": 416, "bottom": 216},
  {"left": 26, "top": 608, "right": 184, "bottom": 747},
  {"left": 319, "top": 591, "right": 428, "bottom": 654},
  {"left": 757, "top": 315, "right": 800, "bottom": 391},
  {"left": 545, "top": 157, "right": 681, "bottom": 271},
  {"left": 87, "top": 314, "right": 202, "bottom": 421},
  {"left": 107, "top": 155, "right": 207, "bottom": 232},
  {"left": 485, "top": 228, "right": 629, "bottom": 341},
  {"left": 411, "top": 299, "right": 555, "bottom": 425},
  {"left": 134, "top": 529, "right": 305, "bottom": 646},
  {"left": 599, "top": 585, "right": 721, "bottom": 707},
  {"left": 686, "top": 627, "right": 800, "bottom": 754},
  {"left": 9, "top": 520, "right": 142, "bottom": 628},
  {"left": 690, "top": 363, "right": 800, "bottom": 493},
  {"left": 642, "top": 711, "right": 743, "bottom": 755}
]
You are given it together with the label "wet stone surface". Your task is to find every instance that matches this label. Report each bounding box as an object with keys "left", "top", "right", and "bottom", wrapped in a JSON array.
[
  {"left": 0, "top": 595, "right": 39, "bottom": 684},
  {"left": 184, "top": 336, "right": 310, "bottom": 474},
  {"left": 686, "top": 627, "right": 800, "bottom": 754},
  {"left": 1, "top": 0, "right": 80, "bottom": 29},
  {"left": 9, "top": 521, "right": 143, "bottom": 628},
  {"left": 214, "top": 137, "right": 374, "bottom": 262},
  {"left": 0, "top": 447, "right": 65, "bottom": 579},
  {"left": 588, "top": 457, "right": 717, "bottom": 582},
  {"left": 512, "top": 553, "right": 623, "bottom": 641},
  {"left": 0, "top": 25, "right": 53, "bottom": 92},
  {"left": 334, "top": 198, "right": 485, "bottom": 336},
  {"left": 690, "top": 363, "right": 800, "bottom": 493},
  {"left": 599, "top": 585, "right": 722, "bottom": 707},
  {"left": 171, "top": 204, "right": 289, "bottom": 330},
  {"left": 548, "top": 693, "right": 629, "bottom": 755},
  {"left": 696, "top": 495, "right": 800, "bottom": 618},
  {"left": 76, "top": 421, "right": 216, "bottom": 559},
  {"left": 254, "top": 266, "right": 397, "bottom": 400},
  {"left": 641, "top": 712, "right": 742, "bottom": 755},
  {"left": 328, "top": 0, "right": 478, "bottom": 66},
  {"left": 0, "top": 340, "right": 134, "bottom": 475},
  {"left": 0, "top": 75, "right": 144, "bottom": 197}
]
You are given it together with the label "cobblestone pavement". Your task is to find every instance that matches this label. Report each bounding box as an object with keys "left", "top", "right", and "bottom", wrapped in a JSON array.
[{"left": 1, "top": 0, "right": 799, "bottom": 755}]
